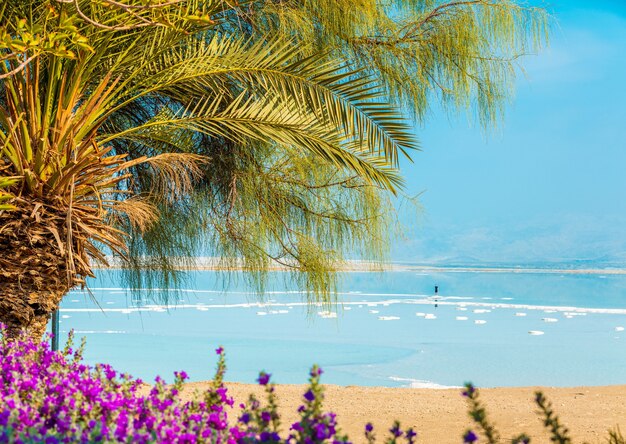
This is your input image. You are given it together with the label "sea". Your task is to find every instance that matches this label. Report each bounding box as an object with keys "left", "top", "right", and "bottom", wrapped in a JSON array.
[{"left": 53, "top": 267, "right": 626, "bottom": 389}]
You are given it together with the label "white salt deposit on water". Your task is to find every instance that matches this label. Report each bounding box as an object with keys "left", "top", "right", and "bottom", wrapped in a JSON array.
[
  {"left": 615, "top": 327, "right": 625, "bottom": 332},
  {"left": 542, "top": 318, "right": 558, "bottom": 323},
  {"left": 378, "top": 316, "right": 400, "bottom": 321},
  {"left": 424, "top": 314, "right": 437, "bottom": 320},
  {"left": 389, "top": 376, "right": 461, "bottom": 389},
  {"left": 61, "top": 315, "right": 71, "bottom": 319},
  {"left": 515, "top": 313, "right": 527, "bottom": 317},
  {"left": 457, "top": 307, "right": 468, "bottom": 311},
  {"left": 544, "top": 310, "right": 557, "bottom": 313},
  {"left": 120, "top": 309, "right": 133, "bottom": 314},
  {"left": 319, "top": 312, "right": 338, "bottom": 319},
  {"left": 415, "top": 312, "right": 426, "bottom": 317},
  {"left": 256, "top": 311, "right": 267, "bottom": 316},
  {"left": 456, "top": 316, "right": 468, "bottom": 321},
  {"left": 473, "top": 309, "right": 491, "bottom": 314},
  {"left": 529, "top": 330, "right": 545, "bottom": 335},
  {"left": 369, "top": 310, "right": 380, "bottom": 314},
  {"left": 196, "top": 307, "right": 209, "bottom": 311},
  {"left": 474, "top": 320, "right": 487, "bottom": 325},
  {"left": 344, "top": 307, "right": 352, "bottom": 311}
]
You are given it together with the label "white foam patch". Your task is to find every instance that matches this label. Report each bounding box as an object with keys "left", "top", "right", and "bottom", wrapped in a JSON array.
[
  {"left": 319, "top": 311, "right": 338, "bottom": 318},
  {"left": 61, "top": 315, "right": 71, "bottom": 319},
  {"left": 425, "top": 314, "right": 437, "bottom": 320},
  {"left": 542, "top": 318, "right": 558, "bottom": 323},
  {"left": 529, "top": 330, "right": 545, "bottom": 335},
  {"left": 415, "top": 312, "right": 426, "bottom": 317},
  {"left": 344, "top": 307, "right": 352, "bottom": 311},
  {"left": 389, "top": 376, "right": 461, "bottom": 389},
  {"left": 473, "top": 309, "right": 491, "bottom": 314},
  {"left": 58, "top": 296, "right": 626, "bottom": 320},
  {"left": 196, "top": 307, "right": 209, "bottom": 311},
  {"left": 256, "top": 311, "right": 267, "bottom": 316},
  {"left": 456, "top": 316, "right": 468, "bottom": 321},
  {"left": 544, "top": 310, "right": 557, "bottom": 313},
  {"left": 378, "top": 316, "right": 400, "bottom": 321},
  {"left": 369, "top": 310, "right": 380, "bottom": 314},
  {"left": 457, "top": 307, "right": 468, "bottom": 311},
  {"left": 474, "top": 320, "right": 487, "bottom": 325},
  {"left": 515, "top": 313, "right": 527, "bottom": 317},
  {"left": 616, "top": 327, "right": 625, "bottom": 332}
]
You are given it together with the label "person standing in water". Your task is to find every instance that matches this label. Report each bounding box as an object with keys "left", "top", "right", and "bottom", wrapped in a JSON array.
[{"left": 434, "top": 285, "right": 439, "bottom": 308}]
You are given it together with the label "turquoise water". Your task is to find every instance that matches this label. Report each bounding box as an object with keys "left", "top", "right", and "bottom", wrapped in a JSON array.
[{"left": 54, "top": 269, "right": 626, "bottom": 388}]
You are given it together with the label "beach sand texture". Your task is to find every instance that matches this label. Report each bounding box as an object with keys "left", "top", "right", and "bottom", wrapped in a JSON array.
[{"left": 179, "top": 383, "right": 626, "bottom": 443}]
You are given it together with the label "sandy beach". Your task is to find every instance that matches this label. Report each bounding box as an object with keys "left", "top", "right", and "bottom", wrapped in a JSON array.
[{"left": 179, "top": 382, "right": 626, "bottom": 443}]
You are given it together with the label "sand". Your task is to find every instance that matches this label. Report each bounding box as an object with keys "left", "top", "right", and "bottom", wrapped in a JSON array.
[{"left": 178, "top": 382, "right": 626, "bottom": 443}]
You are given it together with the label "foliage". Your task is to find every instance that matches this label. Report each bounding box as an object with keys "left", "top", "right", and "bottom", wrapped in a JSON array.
[
  {"left": 1, "top": 1, "right": 550, "bottom": 310},
  {"left": 0, "top": 0, "right": 423, "bottom": 313},
  {"left": 232, "top": 0, "right": 550, "bottom": 126},
  {"left": 461, "top": 382, "right": 622, "bottom": 444}
]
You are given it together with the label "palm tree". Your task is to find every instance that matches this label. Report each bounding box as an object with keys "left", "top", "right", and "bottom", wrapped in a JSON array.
[
  {"left": 0, "top": 0, "right": 416, "bottom": 340},
  {"left": 0, "top": 0, "right": 548, "bottom": 341}
]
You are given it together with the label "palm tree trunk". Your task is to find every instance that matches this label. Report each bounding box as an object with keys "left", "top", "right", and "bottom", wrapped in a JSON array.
[{"left": 0, "top": 204, "right": 73, "bottom": 342}]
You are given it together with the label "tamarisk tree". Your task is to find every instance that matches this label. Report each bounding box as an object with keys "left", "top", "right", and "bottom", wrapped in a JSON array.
[{"left": 0, "top": 0, "right": 547, "bottom": 340}]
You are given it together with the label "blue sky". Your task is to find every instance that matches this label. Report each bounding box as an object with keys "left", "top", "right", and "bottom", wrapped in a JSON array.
[{"left": 393, "top": 0, "right": 626, "bottom": 265}]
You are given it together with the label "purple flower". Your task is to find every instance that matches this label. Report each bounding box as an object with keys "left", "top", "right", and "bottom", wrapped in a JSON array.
[
  {"left": 390, "top": 423, "right": 403, "bottom": 438},
  {"left": 261, "top": 411, "right": 271, "bottom": 423},
  {"left": 215, "top": 347, "right": 224, "bottom": 355},
  {"left": 260, "top": 431, "right": 281, "bottom": 442},
  {"left": 462, "top": 384, "right": 475, "bottom": 397},
  {"left": 310, "top": 367, "right": 323, "bottom": 377},
  {"left": 303, "top": 390, "right": 315, "bottom": 402},
  {"left": 239, "top": 413, "right": 251, "bottom": 424},
  {"left": 365, "top": 423, "right": 374, "bottom": 433},
  {"left": 464, "top": 430, "right": 478, "bottom": 443},
  {"left": 257, "top": 372, "right": 271, "bottom": 386},
  {"left": 406, "top": 428, "right": 417, "bottom": 441}
]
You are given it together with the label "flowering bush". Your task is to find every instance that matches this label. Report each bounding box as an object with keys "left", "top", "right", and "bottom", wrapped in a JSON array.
[
  {"left": 1, "top": 328, "right": 622, "bottom": 443},
  {"left": 0, "top": 329, "right": 418, "bottom": 443}
]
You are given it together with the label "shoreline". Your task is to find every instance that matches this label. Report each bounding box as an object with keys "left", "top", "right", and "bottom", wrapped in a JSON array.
[
  {"left": 177, "top": 382, "right": 626, "bottom": 443},
  {"left": 92, "top": 258, "right": 626, "bottom": 275}
]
